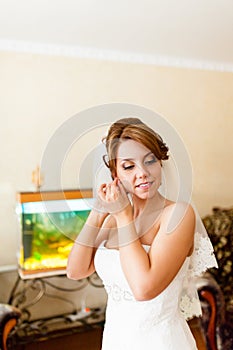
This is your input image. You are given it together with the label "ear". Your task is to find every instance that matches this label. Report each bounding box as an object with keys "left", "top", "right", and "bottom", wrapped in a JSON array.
[{"left": 111, "top": 170, "right": 116, "bottom": 180}]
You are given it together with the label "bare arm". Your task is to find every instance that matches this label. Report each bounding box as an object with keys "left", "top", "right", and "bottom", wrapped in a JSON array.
[
  {"left": 66, "top": 209, "right": 109, "bottom": 280},
  {"left": 116, "top": 202, "right": 195, "bottom": 300}
]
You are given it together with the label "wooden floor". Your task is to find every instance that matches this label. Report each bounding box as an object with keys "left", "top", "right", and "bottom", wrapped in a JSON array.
[
  {"left": 11, "top": 318, "right": 207, "bottom": 350},
  {"left": 11, "top": 328, "right": 103, "bottom": 350}
]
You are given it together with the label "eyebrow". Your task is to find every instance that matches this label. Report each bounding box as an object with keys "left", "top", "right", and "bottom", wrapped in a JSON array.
[{"left": 119, "top": 151, "right": 153, "bottom": 162}]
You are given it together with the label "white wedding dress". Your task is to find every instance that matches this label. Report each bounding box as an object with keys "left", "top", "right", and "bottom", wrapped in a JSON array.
[
  {"left": 95, "top": 242, "right": 198, "bottom": 350},
  {"left": 92, "top": 116, "right": 218, "bottom": 349}
]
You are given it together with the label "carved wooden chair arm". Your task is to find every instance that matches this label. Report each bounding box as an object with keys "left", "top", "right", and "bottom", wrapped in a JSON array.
[{"left": 0, "top": 304, "right": 21, "bottom": 350}]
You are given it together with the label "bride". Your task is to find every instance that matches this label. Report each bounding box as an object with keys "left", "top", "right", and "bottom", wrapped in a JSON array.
[{"left": 67, "top": 117, "right": 217, "bottom": 350}]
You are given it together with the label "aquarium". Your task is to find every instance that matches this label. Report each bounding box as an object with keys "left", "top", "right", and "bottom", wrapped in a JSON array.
[{"left": 16, "top": 189, "right": 93, "bottom": 278}]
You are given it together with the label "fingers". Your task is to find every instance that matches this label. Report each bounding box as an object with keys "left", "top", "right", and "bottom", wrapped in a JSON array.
[
  {"left": 106, "top": 180, "right": 119, "bottom": 201},
  {"left": 98, "top": 178, "right": 126, "bottom": 202},
  {"left": 98, "top": 184, "right": 107, "bottom": 201},
  {"left": 116, "top": 179, "right": 128, "bottom": 198},
  {"left": 95, "top": 178, "right": 131, "bottom": 216},
  {"left": 98, "top": 180, "right": 118, "bottom": 201}
]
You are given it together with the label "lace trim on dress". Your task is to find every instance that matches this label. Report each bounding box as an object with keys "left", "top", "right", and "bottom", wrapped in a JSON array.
[
  {"left": 189, "top": 232, "right": 218, "bottom": 277},
  {"left": 179, "top": 232, "right": 218, "bottom": 320},
  {"left": 105, "top": 283, "right": 135, "bottom": 302}
]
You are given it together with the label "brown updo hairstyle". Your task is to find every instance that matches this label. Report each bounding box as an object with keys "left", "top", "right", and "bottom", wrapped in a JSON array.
[{"left": 103, "top": 117, "right": 169, "bottom": 179}]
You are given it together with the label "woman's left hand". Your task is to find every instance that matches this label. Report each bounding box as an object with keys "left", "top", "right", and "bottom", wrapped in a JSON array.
[{"left": 97, "top": 178, "right": 132, "bottom": 216}]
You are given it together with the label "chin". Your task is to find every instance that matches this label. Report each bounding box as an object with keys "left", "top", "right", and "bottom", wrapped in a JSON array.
[
  {"left": 134, "top": 191, "right": 153, "bottom": 200},
  {"left": 134, "top": 186, "right": 158, "bottom": 199}
]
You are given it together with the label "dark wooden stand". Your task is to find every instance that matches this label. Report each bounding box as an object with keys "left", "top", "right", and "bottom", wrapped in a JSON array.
[
  {"left": 7, "top": 310, "right": 104, "bottom": 350},
  {"left": 6, "top": 272, "right": 105, "bottom": 350}
]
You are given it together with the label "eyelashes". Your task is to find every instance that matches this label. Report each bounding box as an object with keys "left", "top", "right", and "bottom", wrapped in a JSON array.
[
  {"left": 122, "top": 156, "right": 157, "bottom": 171},
  {"left": 123, "top": 165, "right": 134, "bottom": 170},
  {"left": 145, "top": 158, "right": 157, "bottom": 165}
]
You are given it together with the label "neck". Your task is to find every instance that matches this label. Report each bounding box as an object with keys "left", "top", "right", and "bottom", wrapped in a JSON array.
[{"left": 132, "top": 191, "right": 166, "bottom": 218}]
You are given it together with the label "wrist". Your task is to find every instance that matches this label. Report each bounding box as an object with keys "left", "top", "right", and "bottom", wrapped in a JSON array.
[
  {"left": 115, "top": 205, "right": 133, "bottom": 226},
  {"left": 117, "top": 220, "right": 138, "bottom": 247},
  {"left": 87, "top": 209, "right": 108, "bottom": 228}
]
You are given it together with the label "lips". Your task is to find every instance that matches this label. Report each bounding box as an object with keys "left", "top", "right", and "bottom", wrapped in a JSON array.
[{"left": 136, "top": 181, "right": 153, "bottom": 189}]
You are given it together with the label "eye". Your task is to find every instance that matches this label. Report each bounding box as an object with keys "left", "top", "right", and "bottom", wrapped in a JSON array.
[
  {"left": 123, "top": 165, "right": 134, "bottom": 170},
  {"left": 122, "top": 162, "right": 134, "bottom": 170},
  {"left": 144, "top": 155, "right": 157, "bottom": 165}
]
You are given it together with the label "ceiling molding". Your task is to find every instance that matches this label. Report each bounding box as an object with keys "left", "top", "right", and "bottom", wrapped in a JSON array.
[{"left": 0, "top": 39, "right": 233, "bottom": 73}]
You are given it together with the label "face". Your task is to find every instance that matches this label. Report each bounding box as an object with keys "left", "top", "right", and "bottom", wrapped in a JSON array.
[{"left": 116, "top": 139, "right": 162, "bottom": 199}]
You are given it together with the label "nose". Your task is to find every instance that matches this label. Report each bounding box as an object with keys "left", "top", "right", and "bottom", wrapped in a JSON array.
[{"left": 135, "top": 164, "right": 149, "bottom": 178}]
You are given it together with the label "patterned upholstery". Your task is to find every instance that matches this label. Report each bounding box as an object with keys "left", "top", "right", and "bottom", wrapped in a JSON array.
[
  {"left": 202, "top": 207, "right": 233, "bottom": 320},
  {"left": 196, "top": 206, "right": 233, "bottom": 350}
]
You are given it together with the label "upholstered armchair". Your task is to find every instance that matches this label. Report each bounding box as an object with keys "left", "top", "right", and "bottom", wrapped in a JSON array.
[
  {"left": 195, "top": 272, "right": 233, "bottom": 350},
  {"left": 202, "top": 206, "right": 233, "bottom": 324},
  {"left": 0, "top": 304, "right": 21, "bottom": 350},
  {"left": 199, "top": 206, "right": 233, "bottom": 350}
]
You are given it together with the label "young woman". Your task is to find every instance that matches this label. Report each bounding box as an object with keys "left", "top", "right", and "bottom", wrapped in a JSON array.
[{"left": 67, "top": 117, "right": 217, "bottom": 350}]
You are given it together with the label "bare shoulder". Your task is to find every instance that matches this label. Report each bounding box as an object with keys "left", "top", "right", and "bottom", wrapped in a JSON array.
[
  {"left": 160, "top": 201, "right": 195, "bottom": 234},
  {"left": 150, "top": 202, "right": 195, "bottom": 258},
  {"left": 162, "top": 201, "right": 195, "bottom": 220}
]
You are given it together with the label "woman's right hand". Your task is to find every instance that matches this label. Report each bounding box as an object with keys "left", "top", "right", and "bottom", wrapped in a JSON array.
[{"left": 97, "top": 178, "right": 132, "bottom": 217}]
